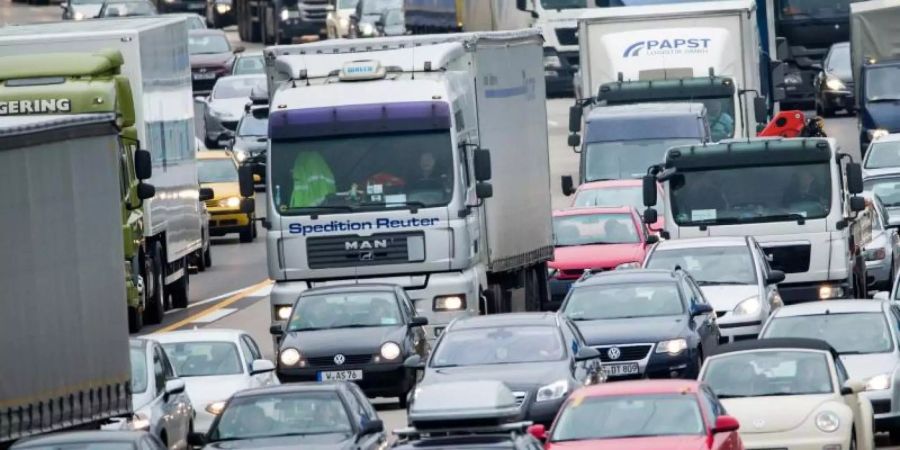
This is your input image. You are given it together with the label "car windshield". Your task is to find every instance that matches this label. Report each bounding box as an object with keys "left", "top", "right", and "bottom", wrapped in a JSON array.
[
  {"left": 584, "top": 138, "right": 697, "bottom": 181},
  {"left": 865, "top": 177, "right": 900, "bottom": 207},
  {"left": 198, "top": 158, "right": 238, "bottom": 184},
  {"left": 778, "top": 0, "right": 854, "bottom": 20},
  {"left": 189, "top": 34, "right": 230, "bottom": 55},
  {"left": 361, "top": 0, "right": 402, "bottom": 14},
  {"left": 161, "top": 342, "right": 244, "bottom": 377},
  {"left": 233, "top": 55, "right": 265, "bottom": 75},
  {"left": 866, "top": 66, "right": 900, "bottom": 102},
  {"left": 20, "top": 444, "right": 136, "bottom": 450},
  {"left": 825, "top": 43, "right": 851, "bottom": 79},
  {"left": 185, "top": 15, "right": 206, "bottom": 30},
  {"left": 564, "top": 283, "right": 684, "bottom": 320},
  {"left": 100, "top": 1, "right": 155, "bottom": 16},
  {"left": 553, "top": 213, "right": 639, "bottom": 246},
  {"left": 238, "top": 115, "right": 268, "bottom": 137},
  {"left": 214, "top": 77, "right": 266, "bottom": 100},
  {"left": 287, "top": 292, "right": 401, "bottom": 331},
  {"left": 540, "top": 0, "right": 586, "bottom": 9},
  {"left": 270, "top": 131, "right": 453, "bottom": 214},
  {"left": 764, "top": 313, "right": 893, "bottom": 354},
  {"left": 865, "top": 141, "right": 900, "bottom": 169},
  {"left": 573, "top": 185, "right": 665, "bottom": 214},
  {"left": 130, "top": 346, "right": 148, "bottom": 394},
  {"left": 703, "top": 350, "right": 833, "bottom": 397},
  {"left": 210, "top": 392, "right": 352, "bottom": 441},
  {"left": 551, "top": 394, "right": 704, "bottom": 441},
  {"left": 431, "top": 326, "right": 565, "bottom": 367},
  {"left": 645, "top": 246, "right": 757, "bottom": 285},
  {"left": 670, "top": 162, "right": 832, "bottom": 226}
]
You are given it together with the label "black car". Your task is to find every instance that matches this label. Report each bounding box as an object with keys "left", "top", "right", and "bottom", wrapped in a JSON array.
[
  {"left": 152, "top": 0, "right": 204, "bottom": 13},
  {"left": 229, "top": 91, "right": 268, "bottom": 183},
  {"left": 407, "top": 313, "right": 602, "bottom": 426},
  {"left": 192, "top": 383, "right": 387, "bottom": 450},
  {"left": 814, "top": 42, "right": 855, "bottom": 117},
  {"left": 271, "top": 284, "right": 429, "bottom": 407},
  {"left": 349, "top": 0, "right": 405, "bottom": 38},
  {"left": 560, "top": 268, "right": 720, "bottom": 380},
  {"left": 189, "top": 29, "right": 243, "bottom": 95},
  {"left": 11, "top": 431, "right": 165, "bottom": 450}
]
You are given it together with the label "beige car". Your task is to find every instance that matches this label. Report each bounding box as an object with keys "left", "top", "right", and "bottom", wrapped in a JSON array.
[
  {"left": 326, "top": 0, "right": 359, "bottom": 38},
  {"left": 699, "top": 338, "right": 875, "bottom": 450}
]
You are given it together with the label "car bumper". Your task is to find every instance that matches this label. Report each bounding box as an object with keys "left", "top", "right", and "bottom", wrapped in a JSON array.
[
  {"left": 193, "top": 408, "right": 217, "bottom": 434},
  {"left": 208, "top": 210, "right": 250, "bottom": 234},
  {"left": 866, "top": 259, "right": 891, "bottom": 288},
  {"left": 863, "top": 390, "right": 900, "bottom": 432},
  {"left": 205, "top": 115, "right": 238, "bottom": 142},
  {"left": 821, "top": 90, "right": 855, "bottom": 110},
  {"left": 740, "top": 430, "right": 849, "bottom": 450},
  {"left": 523, "top": 397, "right": 566, "bottom": 426},
  {"left": 716, "top": 315, "right": 762, "bottom": 343},
  {"left": 776, "top": 280, "right": 853, "bottom": 304},
  {"left": 277, "top": 363, "right": 413, "bottom": 397}
]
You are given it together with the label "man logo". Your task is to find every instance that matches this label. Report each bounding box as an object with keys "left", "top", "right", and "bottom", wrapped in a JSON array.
[
  {"left": 607, "top": 347, "right": 621, "bottom": 360},
  {"left": 345, "top": 239, "right": 387, "bottom": 251},
  {"left": 334, "top": 354, "right": 346, "bottom": 366}
]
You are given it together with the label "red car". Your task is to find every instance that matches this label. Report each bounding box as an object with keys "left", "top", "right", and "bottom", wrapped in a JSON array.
[
  {"left": 548, "top": 206, "right": 655, "bottom": 309},
  {"left": 528, "top": 380, "right": 744, "bottom": 450},
  {"left": 567, "top": 179, "right": 666, "bottom": 232}
]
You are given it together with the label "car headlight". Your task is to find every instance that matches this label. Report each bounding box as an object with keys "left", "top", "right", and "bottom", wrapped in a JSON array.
[
  {"left": 360, "top": 22, "right": 375, "bottom": 35},
  {"left": 869, "top": 129, "right": 890, "bottom": 141},
  {"left": 784, "top": 73, "right": 803, "bottom": 85},
  {"left": 280, "top": 8, "right": 290, "bottom": 21},
  {"left": 866, "top": 373, "right": 891, "bottom": 391},
  {"left": 825, "top": 77, "right": 846, "bottom": 91},
  {"left": 616, "top": 262, "right": 641, "bottom": 270},
  {"left": 130, "top": 412, "right": 151, "bottom": 431},
  {"left": 543, "top": 55, "right": 562, "bottom": 69},
  {"left": 733, "top": 296, "right": 761, "bottom": 316},
  {"left": 73, "top": 11, "right": 86, "bottom": 20},
  {"left": 536, "top": 379, "right": 569, "bottom": 402},
  {"left": 866, "top": 247, "right": 887, "bottom": 261},
  {"left": 818, "top": 285, "right": 845, "bottom": 300},
  {"left": 279, "top": 348, "right": 302, "bottom": 366},
  {"left": 235, "top": 150, "right": 248, "bottom": 162},
  {"left": 656, "top": 338, "right": 688, "bottom": 355},
  {"left": 815, "top": 411, "right": 840, "bottom": 432},
  {"left": 219, "top": 196, "right": 241, "bottom": 208},
  {"left": 275, "top": 305, "right": 292, "bottom": 320},
  {"left": 215, "top": 3, "right": 231, "bottom": 14},
  {"left": 205, "top": 401, "right": 227, "bottom": 415},
  {"left": 380, "top": 342, "right": 401, "bottom": 360},
  {"left": 433, "top": 295, "right": 465, "bottom": 311}
]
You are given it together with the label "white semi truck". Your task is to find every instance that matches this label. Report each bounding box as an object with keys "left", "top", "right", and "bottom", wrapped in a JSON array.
[
  {"left": 262, "top": 30, "right": 554, "bottom": 339},
  {"left": 0, "top": 17, "right": 203, "bottom": 323}
]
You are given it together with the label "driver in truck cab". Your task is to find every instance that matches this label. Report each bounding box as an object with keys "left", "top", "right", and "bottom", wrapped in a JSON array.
[
  {"left": 705, "top": 100, "right": 734, "bottom": 142},
  {"left": 782, "top": 167, "right": 827, "bottom": 208}
]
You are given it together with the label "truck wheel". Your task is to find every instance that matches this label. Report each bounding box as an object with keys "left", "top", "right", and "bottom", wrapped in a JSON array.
[
  {"left": 524, "top": 265, "right": 543, "bottom": 312},
  {"left": 143, "top": 243, "right": 165, "bottom": 325},
  {"left": 128, "top": 305, "right": 143, "bottom": 333},
  {"left": 170, "top": 257, "right": 190, "bottom": 309},
  {"left": 204, "top": 245, "right": 212, "bottom": 268},
  {"left": 195, "top": 248, "right": 207, "bottom": 272},
  {"left": 240, "top": 222, "right": 255, "bottom": 243}
]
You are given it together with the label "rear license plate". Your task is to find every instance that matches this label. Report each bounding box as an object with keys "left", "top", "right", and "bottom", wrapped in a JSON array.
[
  {"left": 602, "top": 363, "right": 640, "bottom": 377},
  {"left": 193, "top": 72, "right": 217, "bottom": 80},
  {"left": 318, "top": 370, "right": 362, "bottom": 381}
]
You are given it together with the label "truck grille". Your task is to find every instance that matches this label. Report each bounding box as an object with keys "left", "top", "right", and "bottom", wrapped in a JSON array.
[
  {"left": 307, "top": 231, "right": 425, "bottom": 269},
  {"left": 595, "top": 344, "right": 652, "bottom": 362},
  {"left": 555, "top": 28, "right": 578, "bottom": 46},
  {"left": 299, "top": 0, "right": 328, "bottom": 21},
  {"left": 760, "top": 244, "right": 811, "bottom": 274},
  {"left": 307, "top": 354, "right": 372, "bottom": 367}
]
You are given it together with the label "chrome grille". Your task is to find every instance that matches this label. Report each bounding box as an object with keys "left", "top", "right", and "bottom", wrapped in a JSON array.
[
  {"left": 306, "top": 231, "right": 424, "bottom": 269},
  {"left": 512, "top": 391, "right": 527, "bottom": 407},
  {"left": 596, "top": 344, "right": 652, "bottom": 362},
  {"left": 306, "top": 354, "right": 371, "bottom": 367}
]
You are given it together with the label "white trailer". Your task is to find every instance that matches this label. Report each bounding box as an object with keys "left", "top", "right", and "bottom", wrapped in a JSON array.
[
  {"left": 0, "top": 114, "right": 132, "bottom": 445},
  {"left": 263, "top": 30, "right": 553, "bottom": 339},
  {"left": 0, "top": 17, "right": 202, "bottom": 322}
]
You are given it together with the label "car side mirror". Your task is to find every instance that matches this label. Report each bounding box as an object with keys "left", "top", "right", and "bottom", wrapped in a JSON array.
[
  {"left": 766, "top": 270, "right": 786, "bottom": 284},
  {"left": 643, "top": 175, "right": 657, "bottom": 206},
  {"left": 361, "top": 419, "right": 384, "bottom": 435},
  {"left": 847, "top": 162, "right": 864, "bottom": 194},
  {"left": 645, "top": 234, "right": 660, "bottom": 245},
  {"left": 164, "top": 379, "right": 185, "bottom": 395},
  {"left": 409, "top": 316, "right": 428, "bottom": 327},
  {"left": 874, "top": 291, "right": 890, "bottom": 300},
  {"left": 575, "top": 346, "right": 600, "bottom": 361},
  {"left": 137, "top": 183, "right": 156, "bottom": 201},
  {"left": 403, "top": 354, "right": 425, "bottom": 370},
  {"left": 753, "top": 97, "right": 768, "bottom": 124},
  {"left": 240, "top": 197, "right": 255, "bottom": 214},
  {"left": 527, "top": 424, "right": 546, "bottom": 441},
  {"left": 643, "top": 208, "right": 658, "bottom": 225},
  {"left": 713, "top": 415, "right": 740, "bottom": 433},
  {"left": 188, "top": 433, "right": 207, "bottom": 447},
  {"left": 476, "top": 182, "right": 493, "bottom": 199},
  {"left": 691, "top": 303, "right": 714, "bottom": 316},
  {"left": 561, "top": 175, "right": 575, "bottom": 196},
  {"left": 269, "top": 324, "right": 284, "bottom": 336},
  {"left": 239, "top": 165, "right": 254, "bottom": 198},
  {"left": 250, "top": 359, "right": 276, "bottom": 375},
  {"left": 199, "top": 187, "right": 214, "bottom": 202},
  {"left": 134, "top": 149, "right": 152, "bottom": 180},
  {"left": 474, "top": 148, "right": 492, "bottom": 181},
  {"left": 850, "top": 196, "right": 865, "bottom": 212}
]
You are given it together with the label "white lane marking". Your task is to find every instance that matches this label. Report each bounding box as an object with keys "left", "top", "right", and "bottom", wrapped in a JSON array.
[
  {"left": 249, "top": 283, "right": 274, "bottom": 298},
  {"left": 164, "top": 284, "right": 270, "bottom": 315},
  {"left": 191, "top": 308, "right": 238, "bottom": 324}
]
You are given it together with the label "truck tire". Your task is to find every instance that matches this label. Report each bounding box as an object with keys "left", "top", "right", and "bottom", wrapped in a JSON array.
[
  {"left": 485, "top": 282, "right": 509, "bottom": 314},
  {"left": 204, "top": 245, "right": 212, "bottom": 268},
  {"left": 196, "top": 247, "right": 207, "bottom": 272},
  {"left": 128, "top": 305, "right": 143, "bottom": 333},
  {"left": 240, "top": 222, "right": 255, "bottom": 243},
  {"left": 524, "top": 265, "right": 543, "bottom": 312},
  {"left": 143, "top": 243, "right": 166, "bottom": 325},
  {"left": 170, "top": 257, "right": 190, "bottom": 309}
]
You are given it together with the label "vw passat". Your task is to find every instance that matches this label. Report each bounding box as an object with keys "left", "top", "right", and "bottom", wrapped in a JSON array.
[
  {"left": 406, "top": 313, "right": 603, "bottom": 425},
  {"left": 271, "top": 284, "right": 429, "bottom": 407},
  {"left": 560, "top": 269, "right": 720, "bottom": 380},
  {"left": 700, "top": 338, "right": 875, "bottom": 450}
]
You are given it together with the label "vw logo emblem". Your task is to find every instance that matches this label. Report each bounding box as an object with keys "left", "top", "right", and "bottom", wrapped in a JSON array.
[
  {"left": 753, "top": 418, "right": 766, "bottom": 429},
  {"left": 334, "top": 354, "right": 346, "bottom": 366},
  {"left": 607, "top": 347, "right": 621, "bottom": 360}
]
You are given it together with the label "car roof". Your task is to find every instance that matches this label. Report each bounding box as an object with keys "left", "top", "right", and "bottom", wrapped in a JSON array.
[
  {"left": 189, "top": 28, "right": 227, "bottom": 37},
  {"left": 710, "top": 337, "right": 838, "bottom": 357},
  {"left": 217, "top": 74, "right": 267, "bottom": 83},
  {"left": 872, "top": 133, "right": 900, "bottom": 144},
  {"left": 771, "top": 299, "right": 886, "bottom": 318},
  {"left": 574, "top": 268, "right": 680, "bottom": 287},
  {"left": 233, "top": 382, "right": 346, "bottom": 398},
  {"left": 552, "top": 206, "right": 635, "bottom": 217},
  {"left": 14, "top": 431, "right": 145, "bottom": 447},
  {"left": 300, "top": 283, "right": 400, "bottom": 296},
  {"left": 197, "top": 150, "right": 234, "bottom": 160},
  {"left": 449, "top": 312, "right": 560, "bottom": 330},
  {"left": 152, "top": 328, "right": 247, "bottom": 344},
  {"left": 653, "top": 236, "right": 749, "bottom": 250},
  {"left": 577, "top": 379, "right": 702, "bottom": 397}
]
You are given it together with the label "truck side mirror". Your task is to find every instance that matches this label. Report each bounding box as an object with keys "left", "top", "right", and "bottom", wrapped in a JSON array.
[
  {"left": 753, "top": 97, "right": 768, "bottom": 124},
  {"left": 643, "top": 208, "right": 658, "bottom": 225},
  {"left": 241, "top": 197, "right": 256, "bottom": 214},
  {"left": 476, "top": 182, "right": 493, "bottom": 199},
  {"left": 134, "top": 149, "right": 152, "bottom": 180},
  {"left": 199, "top": 187, "right": 214, "bottom": 202},
  {"left": 251, "top": 107, "right": 270, "bottom": 119},
  {"left": 850, "top": 196, "right": 866, "bottom": 212},
  {"left": 846, "top": 163, "right": 864, "bottom": 194},
  {"left": 137, "top": 183, "right": 155, "bottom": 200},
  {"left": 567, "top": 133, "right": 581, "bottom": 149},
  {"left": 474, "top": 149, "right": 492, "bottom": 181},
  {"left": 568, "top": 105, "right": 582, "bottom": 133},
  {"left": 515, "top": 0, "right": 528, "bottom": 11},
  {"left": 239, "top": 165, "right": 255, "bottom": 198},
  {"left": 642, "top": 175, "right": 657, "bottom": 206},
  {"left": 561, "top": 175, "right": 575, "bottom": 196}
]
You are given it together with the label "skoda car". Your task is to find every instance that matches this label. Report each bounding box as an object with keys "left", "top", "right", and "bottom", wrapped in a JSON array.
[
  {"left": 560, "top": 269, "right": 720, "bottom": 380},
  {"left": 271, "top": 284, "right": 429, "bottom": 408}
]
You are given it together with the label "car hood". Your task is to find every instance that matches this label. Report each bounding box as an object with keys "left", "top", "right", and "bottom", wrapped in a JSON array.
[
  {"left": 423, "top": 361, "right": 567, "bottom": 391},
  {"left": 862, "top": 102, "right": 900, "bottom": 132},
  {"left": 71, "top": 3, "right": 102, "bottom": 17},
  {"left": 182, "top": 374, "right": 250, "bottom": 406},
  {"left": 209, "top": 98, "right": 250, "bottom": 121},
  {"left": 719, "top": 394, "right": 836, "bottom": 433},
  {"left": 234, "top": 136, "right": 267, "bottom": 153},
  {"left": 192, "top": 52, "right": 234, "bottom": 68},
  {"left": 549, "top": 435, "right": 708, "bottom": 450},
  {"left": 698, "top": 285, "right": 759, "bottom": 312},
  {"left": 202, "top": 182, "right": 240, "bottom": 200},
  {"left": 280, "top": 326, "right": 405, "bottom": 357},
  {"left": 840, "top": 352, "right": 898, "bottom": 381},
  {"left": 863, "top": 168, "right": 900, "bottom": 179},
  {"left": 204, "top": 434, "right": 352, "bottom": 450},
  {"left": 550, "top": 243, "right": 645, "bottom": 270},
  {"left": 572, "top": 316, "right": 687, "bottom": 346}
]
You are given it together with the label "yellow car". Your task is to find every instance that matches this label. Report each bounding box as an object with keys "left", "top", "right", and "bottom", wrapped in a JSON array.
[{"left": 197, "top": 150, "right": 256, "bottom": 242}]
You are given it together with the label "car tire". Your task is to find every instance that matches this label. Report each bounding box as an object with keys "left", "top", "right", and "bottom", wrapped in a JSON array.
[
  {"left": 204, "top": 136, "right": 217, "bottom": 149},
  {"left": 240, "top": 222, "right": 255, "bottom": 243},
  {"left": 204, "top": 245, "right": 212, "bottom": 268},
  {"left": 170, "top": 258, "right": 190, "bottom": 309},
  {"left": 128, "top": 305, "right": 143, "bottom": 334},
  {"left": 143, "top": 243, "right": 166, "bottom": 325}
]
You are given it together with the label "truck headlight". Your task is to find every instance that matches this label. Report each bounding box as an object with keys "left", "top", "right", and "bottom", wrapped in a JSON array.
[
  {"left": 220, "top": 196, "right": 241, "bottom": 208},
  {"left": 825, "top": 77, "right": 846, "bottom": 91},
  {"left": 784, "top": 73, "right": 802, "bottom": 85},
  {"left": 733, "top": 296, "right": 761, "bottom": 316},
  {"left": 280, "top": 8, "right": 290, "bottom": 21},
  {"left": 815, "top": 411, "right": 840, "bottom": 432},
  {"left": 656, "top": 338, "right": 687, "bottom": 355},
  {"left": 543, "top": 55, "right": 562, "bottom": 69},
  {"left": 380, "top": 342, "right": 401, "bottom": 360},
  {"left": 866, "top": 373, "right": 891, "bottom": 391},
  {"left": 536, "top": 379, "right": 568, "bottom": 402},
  {"left": 73, "top": 11, "right": 86, "bottom": 20},
  {"left": 205, "top": 401, "right": 227, "bottom": 415},
  {"left": 818, "top": 285, "right": 844, "bottom": 299},
  {"left": 275, "top": 305, "right": 292, "bottom": 320},
  {"left": 433, "top": 295, "right": 465, "bottom": 311},
  {"left": 869, "top": 129, "right": 890, "bottom": 141},
  {"left": 279, "top": 348, "right": 302, "bottom": 366},
  {"left": 215, "top": 3, "right": 231, "bottom": 14},
  {"left": 339, "top": 17, "right": 349, "bottom": 28}
]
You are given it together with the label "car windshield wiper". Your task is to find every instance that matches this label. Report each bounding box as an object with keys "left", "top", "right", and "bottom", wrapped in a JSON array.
[
  {"left": 714, "top": 394, "right": 748, "bottom": 399},
  {"left": 286, "top": 326, "right": 330, "bottom": 332},
  {"left": 751, "top": 392, "right": 805, "bottom": 397},
  {"left": 288, "top": 205, "right": 355, "bottom": 219},
  {"left": 696, "top": 280, "right": 749, "bottom": 286},
  {"left": 329, "top": 324, "right": 380, "bottom": 329},
  {"left": 868, "top": 97, "right": 900, "bottom": 103},
  {"left": 358, "top": 200, "right": 428, "bottom": 213}
]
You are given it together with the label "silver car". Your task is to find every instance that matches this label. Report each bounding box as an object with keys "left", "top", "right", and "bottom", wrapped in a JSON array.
[
  {"left": 198, "top": 74, "right": 266, "bottom": 149},
  {"left": 759, "top": 300, "right": 900, "bottom": 443},
  {"left": 643, "top": 236, "right": 785, "bottom": 343},
  {"left": 863, "top": 134, "right": 900, "bottom": 226},
  {"left": 863, "top": 192, "right": 900, "bottom": 291}
]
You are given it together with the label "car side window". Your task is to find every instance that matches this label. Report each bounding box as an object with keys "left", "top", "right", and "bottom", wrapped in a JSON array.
[
  {"left": 683, "top": 278, "right": 706, "bottom": 306},
  {"left": 238, "top": 338, "right": 256, "bottom": 369},
  {"left": 349, "top": 383, "right": 375, "bottom": 420},
  {"left": 152, "top": 349, "right": 166, "bottom": 395},
  {"left": 395, "top": 292, "right": 413, "bottom": 321},
  {"left": 341, "top": 389, "right": 367, "bottom": 426},
  {"left": 700, "top": 386, "right": 724, "bottom": 418},
  {"left": 156, "top": 346, "right": 176, "bottom": 379}
]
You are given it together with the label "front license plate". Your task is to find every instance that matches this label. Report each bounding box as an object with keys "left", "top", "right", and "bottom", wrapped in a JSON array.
[
  {"left": 318, "top": 370, "right": 362, "bottom": 381},
  {"left": 193, "top": 72, "right": 217, "bottom": 80},
  {"left": 602, "top": 363, "right": 640, "bottom": 377}
]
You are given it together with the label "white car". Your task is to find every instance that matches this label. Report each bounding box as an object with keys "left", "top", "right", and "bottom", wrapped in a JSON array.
[
  {"left": 861, "top": 192, "right": 900, "bottom": 290},
  {"left": 198, "top": 74, "right": 266, "bottom": 148},
  {"left": 700, "top": 338, "right": 875, "bottom": 450},
  {"left": 153, "top": 329, "right": 279, "bottom": 433},
  {"left": 643, "top": 236, "right": 784, "bottom": 343}
]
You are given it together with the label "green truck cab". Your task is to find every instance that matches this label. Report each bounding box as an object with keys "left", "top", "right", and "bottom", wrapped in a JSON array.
[{"left": 0, "top": 50, "right": 155, "bottom": 332}]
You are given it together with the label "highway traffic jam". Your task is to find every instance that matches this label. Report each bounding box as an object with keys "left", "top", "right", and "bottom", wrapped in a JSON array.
[{"left": 4, "top": 0, "right": 900, "bottom": 450}]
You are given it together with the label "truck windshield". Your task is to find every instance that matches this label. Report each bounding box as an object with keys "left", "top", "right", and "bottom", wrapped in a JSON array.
[
  {"left": 865, "top": 177, "right": 900, "bottom": 208},
  {"left": 270, "top": 131, "right": 453, "bottom": 215},
  {"left": 598, "top": 0, "right": 721, "bottom": 5},
  {"left": 777, "top": 0, "right": 854, "bottom": 20},
  {"left": 610, "top": 96, "right": 733, "bottom": 141},
  {"left": 339, "top": 0, "right": 359, "bottom": 8},
  {"left": 866, "top": 66, "right": 900, "bottom": 102},
  {"left": 540, "top": 0, "right": 587, "bottom": 9},
  {"left": 670, "top": 162, "right": 832, "bottom": 226},
  {"left": 585, "top": 138, "right": 697, "bottom": 181}
]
